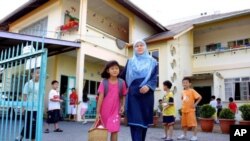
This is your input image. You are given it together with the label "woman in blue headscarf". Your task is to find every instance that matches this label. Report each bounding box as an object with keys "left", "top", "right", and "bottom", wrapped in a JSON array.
[{"left": 120, "top": 40, "right": 158, "bottom": 141}]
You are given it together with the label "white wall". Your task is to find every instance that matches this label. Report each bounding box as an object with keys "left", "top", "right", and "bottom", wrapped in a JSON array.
[
  {"left": 171, "top": 31, "right": 193, "bottom": 118},
  {"left": 194, "top": 16, "right": 250, "bottom": 52},
  {"left": 193, "top": 48, "right": 250, "bottom": 73},
  {"left": 146, "top": 31, "right": 193, "bottom": 118},
  {"left": 133, "top": 16, "right": 157, "bottom": 42},
  {"left": 9, "top": 1, "right": 62, "bottom": 39}
]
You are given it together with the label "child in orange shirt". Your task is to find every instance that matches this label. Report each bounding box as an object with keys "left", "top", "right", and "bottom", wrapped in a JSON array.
[{"left": 177, "top": 77, "right": 202, "bottom": 141}]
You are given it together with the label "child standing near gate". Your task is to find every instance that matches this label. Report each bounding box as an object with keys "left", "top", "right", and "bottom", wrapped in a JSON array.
[{"left": 96, "top": 60, "right": 127, "bottom": 141}]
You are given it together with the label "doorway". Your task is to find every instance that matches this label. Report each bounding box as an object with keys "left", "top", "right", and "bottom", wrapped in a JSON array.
[
  {"left": 60, "top": 75, "right": 76, "bottom": 119},
  {"left": 193, "top": 86, "right": 212, "bottom": 105}
]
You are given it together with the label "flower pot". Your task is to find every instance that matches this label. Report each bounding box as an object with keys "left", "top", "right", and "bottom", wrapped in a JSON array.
[
  {"left": 239, "top": 120, "right": 250, "bottom": 126},
  {"left": 153, "top": 116, "right": 159, "bottom": 127},
  {"left": 199, "top": 118, "right": 214, "bottom": 132},
  {"left": 219, "top": 119, "right": 235, "bottom": 134}
]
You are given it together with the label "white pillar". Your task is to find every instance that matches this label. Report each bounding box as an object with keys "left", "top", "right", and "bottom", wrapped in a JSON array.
[
  {"left": 76, "top": 0, "right": 87, "bottom": 121},
  {"left": 213, "top": 72, "right": 224, "bottom": 99}
]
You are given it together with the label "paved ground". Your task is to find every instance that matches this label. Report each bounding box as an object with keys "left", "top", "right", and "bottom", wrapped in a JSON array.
[{"left": 43, "top": 121, "right": 229, "bottom": 141}]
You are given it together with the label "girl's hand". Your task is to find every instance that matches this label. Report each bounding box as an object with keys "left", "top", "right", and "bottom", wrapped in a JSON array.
[
  {"left": 140, "top": 85, "right": 150, "bottom": 94},
  {"left": 120, "top": 106, "right": 125, "bottom": 115},
  {"left": 96, "top": 113, "right": 100, "bottom": 119}
]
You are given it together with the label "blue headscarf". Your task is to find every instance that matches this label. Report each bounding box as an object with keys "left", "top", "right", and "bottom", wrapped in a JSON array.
[{"left": 126, "top": 40, "right": 157, "bottom": 87}]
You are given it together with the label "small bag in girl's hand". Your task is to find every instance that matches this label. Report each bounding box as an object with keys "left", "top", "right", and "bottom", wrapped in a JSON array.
[{"left": 88, "top": 117, "right": 108, "bottom": 141}]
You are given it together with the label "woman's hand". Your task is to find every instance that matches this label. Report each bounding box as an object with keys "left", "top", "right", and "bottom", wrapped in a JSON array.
[
  {"left": 120, "top": 106, "right": 125, "bottom": 115},
  {"left": 140, "top": 85, "right": 150, "bottom": 94}
]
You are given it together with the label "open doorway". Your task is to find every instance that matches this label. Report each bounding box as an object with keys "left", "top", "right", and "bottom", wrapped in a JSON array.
[
  {"left": 60, "top": 75, "right": 76, "bottom": 119},
  {"left": 193, "top": 86, "right": 212, "bottom": 105},
  {"left": 60, "top": 75, "right": 68, "bottom": 119}
]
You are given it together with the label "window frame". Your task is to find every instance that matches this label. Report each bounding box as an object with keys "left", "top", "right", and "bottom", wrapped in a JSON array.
[
  {"left": 148, "top": 50, "right": 159, "bottom": 88},
  {"left": 224, "top": 77, "right": 250, "bottom": 101},
  {"left": 19, "top": 17, "right": 48, "bottom": 37}
]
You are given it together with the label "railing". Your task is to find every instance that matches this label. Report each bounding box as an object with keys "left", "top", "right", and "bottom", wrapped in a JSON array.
[{"left": 193, "top": 45, "right": 250, "bottom": 56}]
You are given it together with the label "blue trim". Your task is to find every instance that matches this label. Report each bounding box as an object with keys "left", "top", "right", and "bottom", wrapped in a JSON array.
[
  {"left": 128, "top": 123, "right": 148, "bottom": 128},
  {"left": 0, "top": 31, "right": 80, "bottom": 47}
]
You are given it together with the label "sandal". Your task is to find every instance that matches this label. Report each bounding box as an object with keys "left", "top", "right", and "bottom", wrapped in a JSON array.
[
  {"left": 44, "top": 129, "right": 49, "bottom": 133},
  {"left": 54, "top": 128, "right": 63, "bottom": 132}
]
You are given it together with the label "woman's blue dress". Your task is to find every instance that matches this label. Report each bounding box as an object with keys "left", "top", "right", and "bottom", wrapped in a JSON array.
[{"left": 121, "top": 63, "right": 158, "bottom": 128}]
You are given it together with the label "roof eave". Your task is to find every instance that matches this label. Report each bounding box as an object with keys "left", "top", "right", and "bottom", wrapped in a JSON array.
[
  {"left": 127, "top": 36, "right": 174, "bottom": 48},
  {"left": 194, "top": 11, "right": 250, "bottom": 26},
  {"left": 0, "top": 0, "right": 49, "bottom": 28},
  {"left": 116, "top": 0, "right": 168, "bottom": 32}
]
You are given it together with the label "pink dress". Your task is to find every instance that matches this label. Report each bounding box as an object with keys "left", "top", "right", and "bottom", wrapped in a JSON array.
[{"left": 98, "top": 80, "right": 127, "bottom": 132}]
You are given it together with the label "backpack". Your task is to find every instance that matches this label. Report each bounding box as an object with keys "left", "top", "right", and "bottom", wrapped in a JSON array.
[{"left": 103, "top": 78, "right": 124, "bottom": 98}]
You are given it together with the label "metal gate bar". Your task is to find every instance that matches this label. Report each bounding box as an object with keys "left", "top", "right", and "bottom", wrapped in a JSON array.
[{"left": 0, "top": 41, "right": 47, "bottom": 141}]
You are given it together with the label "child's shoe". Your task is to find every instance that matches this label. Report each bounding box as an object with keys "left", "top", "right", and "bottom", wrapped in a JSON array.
[
  {"left": 190, "top": 136, "right": 198, "bottom": 141},
  {"left": 177, "top": 134, "right": 187, "bottom": 140},
  {"left": 161, "top": 135, "right": 167, "bottom": 140},
  {"left": 165, "top": 137, "right": 173, "bottom": 141}
]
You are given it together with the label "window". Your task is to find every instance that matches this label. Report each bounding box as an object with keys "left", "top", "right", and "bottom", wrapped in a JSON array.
[
  {"left": 228, "top": 38, "right": 250, "bottom": 48},
  {"left": 19, "top": 17, "right": 48, "bottom": 37},
  {"left": 244, "top": 38, "right": 250, "bottom": 46},
  {"left": 228, "top": 41, "right": 236, "bottom": 48},
  {"left": 237, "top": 40, "right": 244, "bottom": 46},
  {"left": 149, "top": 50, "right": 159, "bottom": 87},
  {"left": 194, "top": 47, "right": 200, "bottom": 54},
  {"left": 206, "top": 43, "right": 221, "bottom": 52},
  {"left": 225, "top": 77, "right": 250, "bottom": 101},
  {"left": 83, "top": 79, "right": 100, "bottom": 95}
]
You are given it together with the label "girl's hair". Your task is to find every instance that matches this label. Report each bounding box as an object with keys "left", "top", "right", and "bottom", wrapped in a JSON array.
[
  {"left": 82, "top": 94, "right": 89, "bottom": 102},
  {"left": 101, "top": 60, "right": 120, "bottom": 78}
]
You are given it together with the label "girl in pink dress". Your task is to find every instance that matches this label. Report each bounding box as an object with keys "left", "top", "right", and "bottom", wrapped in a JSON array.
[{"left": 96, "top": 60, "right": 127, "bottom": 141}]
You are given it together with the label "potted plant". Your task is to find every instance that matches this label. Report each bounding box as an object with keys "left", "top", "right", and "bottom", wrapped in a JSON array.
[
  {"left": 219, "top": 108, "right": 235, "bottom": 134},
  {"left": 153, "top": 109, "right": 159, "bottom": 127},
  {"left": 239, "top": 104, "right": 250, "bottom": 125},
  {"left": 199, "top": 104, "right": 216, "bottom": 132}
]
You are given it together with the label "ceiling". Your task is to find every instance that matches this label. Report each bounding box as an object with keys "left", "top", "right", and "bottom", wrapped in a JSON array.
[
  {"left": 88, "top": 0, "right": 129, "bottom": 27},
  {"left": 63, "top": 50, "right": 107, "bottom": 65}
]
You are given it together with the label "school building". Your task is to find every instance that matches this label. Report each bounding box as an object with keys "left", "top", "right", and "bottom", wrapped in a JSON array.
[{"left": 0, "top": 0, "right": 249, "bottom": 120}]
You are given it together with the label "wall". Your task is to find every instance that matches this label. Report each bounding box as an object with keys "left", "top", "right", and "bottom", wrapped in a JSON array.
[
  {"left": 133, "top": 16, "right": 157, "bottom": 42},
  {"left": 193, "top": 48, "right": 250, "bottom": 73},
  {"left": 194, "top": 15, "right": 250, "bottom": 52},
  {"left": 43, "top": 53, "right": 103, "bottom": 111},
  {"left": 44, "top": 56, "right": 57, "bottom": 111},
  {"left": 87, "top": 9, "right": 129, "bottom": 42},
  {"left": 84, "top": 25, "right": 127, "bottom": 57},
  {"left": 170, "top": 31, "right": 193, "bottom": 118},
  {"left": 58, "top": 0, "right": 80, "bottom": 41},
  {"left": 9, "top": 1, "right": 62, "bottom": 39},
  {"left": 148, "top": 42, "right": 167, "bottom": 110},
  {"left": 214, "top": 68, "right": 250, "bottom": 120},
  {"left": 83, "top": 42, "right": 127, "bottom": 66},
  {"left": 193, "top": 15, "right": 250, "bottom": 73}
]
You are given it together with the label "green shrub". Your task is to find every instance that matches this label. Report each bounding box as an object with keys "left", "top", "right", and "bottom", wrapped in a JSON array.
[
  {"left": 200, "top": 104, "right": 216, "bottom": 118},
  {"left": 219, "top": 108, "right": 235, "bottom": 119},
  {"left": 239, "top": 104, "right": 250, "bottom": 121}
]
